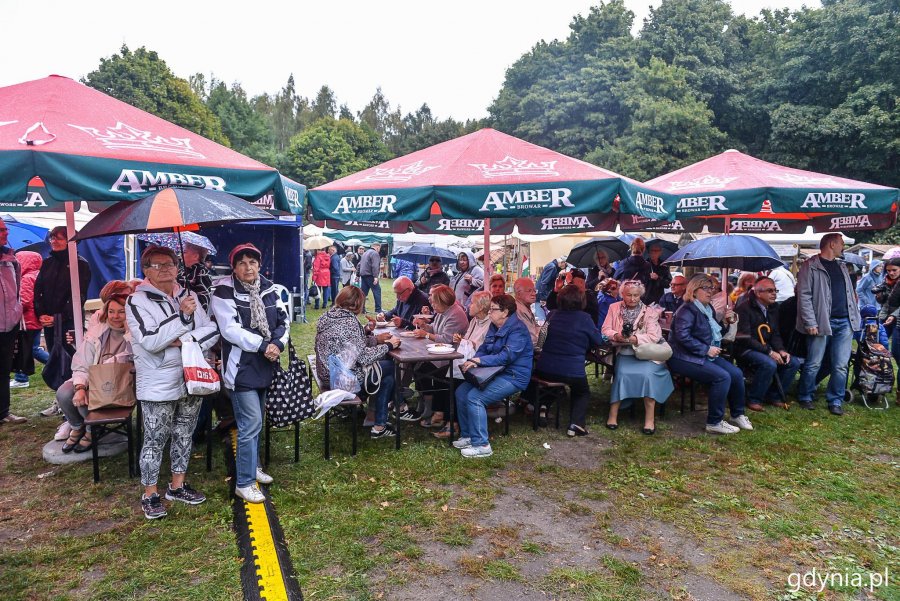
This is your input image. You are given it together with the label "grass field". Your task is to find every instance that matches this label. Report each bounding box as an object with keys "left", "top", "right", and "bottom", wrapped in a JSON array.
[{"left": 1, "top": 281, "right": 897, "bottom": 600}]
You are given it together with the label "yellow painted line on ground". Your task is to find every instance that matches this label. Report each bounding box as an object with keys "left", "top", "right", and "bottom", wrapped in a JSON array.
[{"left": 231, "top": 429, "right": 290, "bottom": 601}]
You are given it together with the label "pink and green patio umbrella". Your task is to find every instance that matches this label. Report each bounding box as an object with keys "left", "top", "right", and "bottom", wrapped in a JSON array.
[{"left": 625, "top": 149, "right": 898, "bottom": 234}]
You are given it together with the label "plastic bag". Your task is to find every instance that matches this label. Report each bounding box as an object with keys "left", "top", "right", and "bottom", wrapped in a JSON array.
[
  {"left": 181, "top": 335, "right": 220, "bottom": 396},
  {"left": 328, "top": 342, "right": 361, "bottom": 393},
  {"left": 451, "top": 338, "right": 476, "bottom": 379}
]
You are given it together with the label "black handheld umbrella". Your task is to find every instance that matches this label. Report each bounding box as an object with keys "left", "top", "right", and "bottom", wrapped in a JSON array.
[
  {"left": 75, "top": 188, "right": 273, "bottom": 241},
  {"left": 565, "top": 237, "right": 630, "bottom": 268},
  {"left": 392, "top": 244, "right": 458, "bottom": 265}
]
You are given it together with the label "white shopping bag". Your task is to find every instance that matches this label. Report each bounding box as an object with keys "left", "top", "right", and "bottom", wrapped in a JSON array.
[
  {"left": 181, "top": 336, "right": 220, "bottom": 396},
  {"left": 451, "top": 338, "right": 476, "bottom": 379}
]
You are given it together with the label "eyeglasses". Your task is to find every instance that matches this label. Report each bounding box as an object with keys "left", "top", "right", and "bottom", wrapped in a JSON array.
[
  {"left": 699, "top": 285, "right": 717, "bottom": 292},
  {"left": 147, "top": 262, "right": 177, "bottom": 271},
  {"left": 759, "top": 288, "right": 778, "bottom": 294},
  {"left": 489, "top": 306, "right": 504, "bottom": 312}
]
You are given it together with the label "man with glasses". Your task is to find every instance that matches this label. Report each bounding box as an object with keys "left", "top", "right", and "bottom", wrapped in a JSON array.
[
  {"left": 379, "top": 276, "right": 431, "bottom": 331},
  {"left": 796, "top": 233, "right": 860, "bottom": 415},
  {"left": 736, "top": 277, "right": 800, "bottom": 411},
  {"left": 0, "top": 218, "right": 27, "bottom": 425},
  {"left": 660, "top": 275, "right": 687, "bottom": 313},
  {"left": 33, "top": 225, "right": 92, "bottom": 416},
  {"left": 127, "top": 245, "right": 219, "bottom": 519},
  {"left": 417, "top": 255, "right": 450, "bottom": 294},
  {"left": 513, "top": 277, "right": 540, "bottom": 345}
]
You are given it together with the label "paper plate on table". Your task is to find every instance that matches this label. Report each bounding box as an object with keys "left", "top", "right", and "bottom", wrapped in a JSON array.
[
  {"left": 400, "top": 331, "right": 418, "bottom": 337},
  {"left": 375, "top": 321, "right": 390, "bottom": 327},
  {"left": 413, "top": 314, "right": 434, "bottom": 320},
  {"left": 427, "top": 344, "right": 455, "bottom": 354}
]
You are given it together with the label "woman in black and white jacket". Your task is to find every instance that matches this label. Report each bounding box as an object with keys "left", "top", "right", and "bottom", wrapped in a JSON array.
[{"left": 211, "top": 244, "right": 290, "bottom": 504}]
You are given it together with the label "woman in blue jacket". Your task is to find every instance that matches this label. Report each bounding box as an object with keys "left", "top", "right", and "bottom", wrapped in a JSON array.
[
  {"left": 211, "top": 244, "right": 290, "bottom": 504},
  {"left": 667, "top": 274, "right": 751, "bottom": 435},
  {"left": 456, "top": 294, "right": 533, "bottom": 458}
]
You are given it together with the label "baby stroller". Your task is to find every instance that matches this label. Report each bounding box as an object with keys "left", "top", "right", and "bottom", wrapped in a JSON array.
[{"left": 848, "top": 316, "right": 893, "bottom": 409}]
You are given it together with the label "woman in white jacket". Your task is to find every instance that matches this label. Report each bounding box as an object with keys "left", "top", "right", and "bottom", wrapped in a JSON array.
[{"left": 127, "top": 246, "right": 219, "bottom": 520}]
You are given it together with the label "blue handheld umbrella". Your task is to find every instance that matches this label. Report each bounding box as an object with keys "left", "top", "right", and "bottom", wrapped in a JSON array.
[
  {"left": 392, "top": 244, "right": 458, "bottom": 266},
  {"left": 662, "top": 235, "right": 783, "bottom": 272}
]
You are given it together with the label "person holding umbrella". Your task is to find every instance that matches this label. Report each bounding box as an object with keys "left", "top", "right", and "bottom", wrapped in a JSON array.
[
  {"left": 179, "top": 242, "right": 213, "bottom": 312},
  {"left": 312, "top": 249, "right": 332, "bottom": 310},
  {"left": 643, "top": 244, "right": 672, "bottom": 306},
  {"left": 667, "top": 274, "right": 752, "bottom": 435},
  {"left": 211, "top": 243, "right": 290, "bottom": 504},
  {"left": 449, "top": 251, "right": 484, "bottom": 309},
  {"left": 128, "top": 245, "right": 219, "bottom": 519}
]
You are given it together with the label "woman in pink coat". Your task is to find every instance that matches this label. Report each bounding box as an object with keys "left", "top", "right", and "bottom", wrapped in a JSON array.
[
  {"left": 312, "top": 249, "right": 332, "bottom": 309},
  {"left": 601, "top": 280, "right": 673, "bottom": 434},
  {"left": 11, "top": 251, "right": 48, "bottom": 388}
]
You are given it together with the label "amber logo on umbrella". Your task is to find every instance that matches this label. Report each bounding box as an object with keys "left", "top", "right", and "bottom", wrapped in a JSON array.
[
  {"left": 68, "top": 121, "right": 203, "bottom": 159},
  {"left": 540, "top": 216, "right": 593, "bottom": 231}
]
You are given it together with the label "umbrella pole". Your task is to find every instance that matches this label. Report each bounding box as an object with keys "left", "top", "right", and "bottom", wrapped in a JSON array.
[
  {"left": 483, "top": 218, "right": 491, "bottom": 289},
  {"left": 66, "top": 202, "right": 84, "bottom": 348},
  {"left": 299, "top": 227, "right": 307, "bottom": 324}
]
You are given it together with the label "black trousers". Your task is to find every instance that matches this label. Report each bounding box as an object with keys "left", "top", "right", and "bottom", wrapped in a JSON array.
[
  {"left": 0, "top": 328, "right": 19, "bottom": 419},
  {"left": 533, "top": 370, "right": 592, "bottom": 428}
]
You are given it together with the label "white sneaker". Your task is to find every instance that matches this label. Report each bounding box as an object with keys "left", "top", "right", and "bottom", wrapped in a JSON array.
[
  {"left": 256, "top": 467, "right": 274, "bottom": 485},
  {"left": 40, "top": 401, "right": 61, "bottom": 417},
  {"left": 705, "top": 420, "right": 740, "bottom": 435},
  {"left": 452, "top": 437, "right": 472, "bottom": 449},
  {"left": 235, "top": 484, "right": 266, "bottom": 504},
  {"left": 461, "top": 444, "right": 493, "bottom": 458},
  {"left": 54, "top": 421, "right": 72, "bottom": 441},
  {"left": 731, "top": 415, "right": 754, "bottom": 431},
  {"left": 9, "top": 379, "right": 29, "bottom": 389}
]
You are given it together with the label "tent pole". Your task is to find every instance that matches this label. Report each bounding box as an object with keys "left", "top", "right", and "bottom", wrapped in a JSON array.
[
  {"left": 483, "top": 219, "right": 491, "bottom": 289},
  {"left": 66, "top": 202, "right": 84, "bottom": 348},
  {"left": 298, "top": 225, "right": 307, "bottom": 324}
]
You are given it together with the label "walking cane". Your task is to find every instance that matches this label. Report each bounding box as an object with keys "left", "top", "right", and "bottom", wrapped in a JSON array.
[{"left": 758, "top": 323, "right": 789, "bottom": 407}]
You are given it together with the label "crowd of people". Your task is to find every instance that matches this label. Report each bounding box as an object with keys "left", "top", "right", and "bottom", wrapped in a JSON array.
[{"left": 1, "top": 219, "right": 889, "bottom": 513}]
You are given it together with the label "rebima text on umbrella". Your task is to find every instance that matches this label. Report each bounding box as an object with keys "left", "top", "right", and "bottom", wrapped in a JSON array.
[
  {"left": 730, "top": 220, "right": 783, "bottom": 232},
  {"left": 478, "top": 188, "right": 574, "bottom": 212},
  {"left": 436, "top": 219, "right": 485, "bottom": 231},
  {"left": 540, "top": 216, "right": 594, "bottom": 231},
  {"left": 830, "top": 215, "right": 872, "bottom": 229},
  {"left": 110, "top": 169, "right": 226, "bottom": 194}
]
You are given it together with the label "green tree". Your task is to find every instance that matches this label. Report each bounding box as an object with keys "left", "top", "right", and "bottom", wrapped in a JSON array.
[
  {"left": 312, "top": 85, "right": 338, "bottom": 120},
  {"left": 586, "top": 58, "right": 726, "bottom": 180},
  {"left": 82, "top": 45, "right": 228, "bottom": 145},
  {"left": 206, "top": 79, "right": 275, "bottom": 164},
  {"left": 359, "top": 88, "right": 403, "bottom": 152},
  {"left": 282, "top": 118, "right": 391, "bottom": 188}
]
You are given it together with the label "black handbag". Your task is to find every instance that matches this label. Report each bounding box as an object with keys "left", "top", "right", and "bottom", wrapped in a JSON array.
[
  {"left": 42, "top": 317, "right": 72, "bottom": 391},
  {"left": 463, "top": 365, "right": 504, "bottom": 390},
  {"left": 266, "top": 339, "right": 315, "bottom": 428}
]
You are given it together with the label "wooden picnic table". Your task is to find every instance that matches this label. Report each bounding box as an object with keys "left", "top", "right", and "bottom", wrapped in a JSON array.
[{"left": 375, "top": 326, "right": 464, "bottom": 449}]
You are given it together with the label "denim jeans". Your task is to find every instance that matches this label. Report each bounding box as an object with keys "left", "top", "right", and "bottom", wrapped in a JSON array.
[
  {"left": 455, "top": 376, "right": 521, "bottom": 447},
  {"left": 314, "top": 284, "right": 332, "bottom": 309},
  {"left": 741, "top": 350, "right": 801, "bottom": 404},
  {"left": 891, "top": 327, "right": 900, "bottom": 390},
  {"left": 360, "top": 276, "right": 382, "bottom": 313},
  {"left": 230, "top": 388, "right": 266, "bottom": 488},
  {"left": 330, "top": 277, "right": 341, "bottom": 304},
  {"left": 798, "top": 317, "right": 854, "bottom": 406},
  {"left": 15, "top": 329, "right": 48, "bottom": 382},
  {"left": 368, "top": 359, "right": 395, "bottom": 426},
  {"left": 667, "top": 356, "right": 745, "bottom": 425}
]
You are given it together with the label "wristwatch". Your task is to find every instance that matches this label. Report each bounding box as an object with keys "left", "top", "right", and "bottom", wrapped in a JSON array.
[{"left": 74, "top": 384, "right": 87, "bottom": 392}]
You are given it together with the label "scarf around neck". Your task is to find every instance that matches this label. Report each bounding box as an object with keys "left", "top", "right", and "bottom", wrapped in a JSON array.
[
  {"left": 692, "top": 299, "right": 722, "bottom": 351},
  {"left": 241, "top": 277, "right": 270, "bottom": 339}
]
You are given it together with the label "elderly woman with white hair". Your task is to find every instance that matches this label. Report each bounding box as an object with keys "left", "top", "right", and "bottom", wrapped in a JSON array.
[{"left": 601, "top": 279, "right": 673, "bottom": 434}]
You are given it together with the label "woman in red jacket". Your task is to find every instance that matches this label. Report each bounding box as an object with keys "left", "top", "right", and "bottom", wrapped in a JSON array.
[
  {"left": 312, "top": 249, "right": 332, "bottom": 309},
  {"left": 11, "top": 251, "right": 48, "bottom": 389}
]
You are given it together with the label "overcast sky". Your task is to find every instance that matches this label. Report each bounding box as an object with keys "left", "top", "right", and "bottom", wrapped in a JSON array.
[{"left": 3, "top": 0, "right": 818, "bottom": 121}]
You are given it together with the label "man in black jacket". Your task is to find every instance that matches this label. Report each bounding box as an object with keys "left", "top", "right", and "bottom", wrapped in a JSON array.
[
  {"left": 643, "top": 244, "right": 672, "bottom": 305},
  {"left": 379, "top": 276, "right": 431, "bottom": 330},
  {"left": 735, "top": 278, "right": 800, "bottom": 411}
]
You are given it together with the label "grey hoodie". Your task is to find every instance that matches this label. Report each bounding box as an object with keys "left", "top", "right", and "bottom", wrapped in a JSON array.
[
  {"left": 449, "top": 251, "right": 484, "bottom": 308},
  {"left": 0, "top": 246, "right": 22, "bottom": 333}
]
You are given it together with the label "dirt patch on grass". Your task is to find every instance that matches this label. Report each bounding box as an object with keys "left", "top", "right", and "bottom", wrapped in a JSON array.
[{"left": 541, "top": 437, "right": 613, "bottom": 471}]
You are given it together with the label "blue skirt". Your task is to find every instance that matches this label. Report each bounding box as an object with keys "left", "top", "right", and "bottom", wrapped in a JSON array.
[{"left": 610, "top": 354, "right": 674, "bottom": 406}]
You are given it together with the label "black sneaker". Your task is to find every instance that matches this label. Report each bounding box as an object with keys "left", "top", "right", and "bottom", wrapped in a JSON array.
[
  {"left": 799, "top": 401, "right": 815, "bottom": 410},
  {"left": 398, "top": 408, "right": 420, "bottom": 422},
  {"left": 165, "top": 483, "right": 207, "bottom": 505},
  {"left": 828, "top": 404, "right": 844, "bottom": 416},
  {"left": 370, "top": 424, "right": 397, "bottom": 439},
  {"left": 141, "top": 493, "right": 167, "bottom": 520}
]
